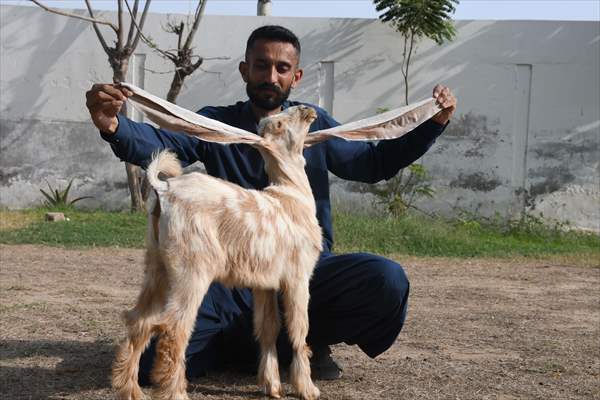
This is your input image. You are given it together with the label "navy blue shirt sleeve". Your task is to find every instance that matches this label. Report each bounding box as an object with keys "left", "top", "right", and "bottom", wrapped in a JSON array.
[{"left": 100, "top": 114, "right": 209, "bottom": 168}]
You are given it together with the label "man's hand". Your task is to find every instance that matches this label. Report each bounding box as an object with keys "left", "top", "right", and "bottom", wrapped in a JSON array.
[
  {"left": 85, "top": 83, "right": 132, "bottom": 135},
  {"left": 430, "top": 84, "right": 456, "bottom": 125}
]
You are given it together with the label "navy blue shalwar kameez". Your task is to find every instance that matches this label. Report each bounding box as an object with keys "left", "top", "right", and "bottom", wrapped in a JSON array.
[{"left": 101, "top": 100, "right": 446, "bottom": 382}]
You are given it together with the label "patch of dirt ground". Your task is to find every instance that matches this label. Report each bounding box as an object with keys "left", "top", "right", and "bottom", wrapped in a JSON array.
[{"left": 0, "top": 244, "right": 598, "bottom": 399}]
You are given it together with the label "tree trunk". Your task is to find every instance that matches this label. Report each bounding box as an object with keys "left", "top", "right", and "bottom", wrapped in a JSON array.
[
  {"left": 114, "top": 62, "right": 145, "bottom": 212},
  {"left": 257, "top": 0, "right": 272, "bottom": 16},
  {"left": 125, "top": 161, "right": 145, "bottom": 212},
  {"left": 166, "top": 71, "right": 185, "bottom": 103}
]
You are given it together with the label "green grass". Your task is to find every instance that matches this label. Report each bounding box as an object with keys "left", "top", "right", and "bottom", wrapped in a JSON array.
[
  {"left": 1, "top": 208, "right": 599, "bottom": 259},
  {"left": 0, "top": 208, "right": 146, "bottom": 248},
  {"left": 332, "top": 211, "right": 600, "bottom": 258}
]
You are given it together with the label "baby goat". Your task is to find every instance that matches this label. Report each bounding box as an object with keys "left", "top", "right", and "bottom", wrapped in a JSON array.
[
  {"left": 110, "top": 83, "right": 441, "bottom": 400},
  {"left": 113, "top": 105, "right": 322, "bottom": 400}
]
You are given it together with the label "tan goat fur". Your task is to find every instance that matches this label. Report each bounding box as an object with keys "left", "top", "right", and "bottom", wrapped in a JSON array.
[{"left": 112, "top": 105, "right": 322, "bottom": 400}]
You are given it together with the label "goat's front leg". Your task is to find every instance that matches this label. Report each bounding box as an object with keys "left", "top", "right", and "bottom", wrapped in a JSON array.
[
  {"left": 151, "top": 269, "right": 211, "bottom": 400},
  {"left": 253, "top": 289, "right": 282, "bottom": 398},
  {"left": 282, "top": 278, "right": 320, "bottom": 400},
  {"left": 112, "top": 248, "right": 168, "bottom": 400}
]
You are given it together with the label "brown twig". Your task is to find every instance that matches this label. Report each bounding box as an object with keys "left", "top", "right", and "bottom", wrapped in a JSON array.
[
  {"left": 83, "top": 0, "right": 112, "bottom": 55},
  {"left": 125, "top": 0, "right": 140, "bottom": 45},
  {"left": 129, "top": 0, "right": 152, "bottom": 50},
  {"left": 117, "top": 0, "right": 124, "bottom": 52},
  {"left": 124, "top": 0, "right": 174, "bottom": 61},
  {"left": 182, "top": 0, "right": 207, "bottom": 51},
  {"left": 30, "top": 0, "right": 118, "bottom": 33}
]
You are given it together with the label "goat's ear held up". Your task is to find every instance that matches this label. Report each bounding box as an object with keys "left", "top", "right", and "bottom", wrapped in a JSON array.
[
  {"left": 118, "top": 83, "right": 441, "bottom": 149},
  {"left": 304, "top": 98, "right": 442, "bottom": 147},
  {"left": 120, "top": 83, "right": 265, "bottom": 146}
]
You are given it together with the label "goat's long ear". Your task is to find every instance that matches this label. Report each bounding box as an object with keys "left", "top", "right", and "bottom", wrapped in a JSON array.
[
  {"left": 304, "top": 98, "right": 442, "bottom": 146},
  {"left": 120, "top": 83, "right": 264, "bottom": 146}
]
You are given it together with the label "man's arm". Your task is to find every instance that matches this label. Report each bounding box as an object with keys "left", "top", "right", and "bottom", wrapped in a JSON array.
[
  {"left": 85, "top": 84, "right": 208, "bottom": 168},
  {"left": 326, "top": 120, "right": 446, "bottom": 183},
  {"left": 326, "top": 85, "right": 456, "bottom": 183}
]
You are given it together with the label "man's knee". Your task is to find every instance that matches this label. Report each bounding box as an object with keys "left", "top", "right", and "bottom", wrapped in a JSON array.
[
  {"left": 351, "top": 254, "right": 410, "bottom": 358},
  {"left": 361, "top": 254, "right": 410, "bottom": 315}
]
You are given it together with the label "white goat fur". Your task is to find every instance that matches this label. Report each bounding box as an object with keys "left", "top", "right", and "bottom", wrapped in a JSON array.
[{"left": 112, "top": 105, "right": 322, "bottom": 400}]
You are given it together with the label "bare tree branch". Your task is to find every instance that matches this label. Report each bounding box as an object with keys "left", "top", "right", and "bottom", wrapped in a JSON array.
[
  {"left": 129, "top": 0, "right": 152, "bottom": 50},
  {"left": 142, "top": 66, "right": 177, "bottom": 74},
  {"left": 183, "top": 0, "right": 207, "bottom": 51},
  {"left": 192, "top": 57, "right": 204, "bottom": 70},
  {"left": 83, "top": 0, "right": 112, "bottom": 55},
  {"left": 125, "top": 0, "right": 140, "bottom": 47},
  {"left": 117, "top": 0, "right": 124, "bottom": 52},
  {"left": 199, "top": 67, "right": 224, "bottom": 75},
  {"left": 175, "top": 22, "right": 184, "bottom": 51},
  {"left": 202, "top": 56, "right": 230, "bottom": 61},
  {"left": 124, "top": 0, "right": 175, "bottom": 61},
  {"left": 142, "top": 57, "right": 228, "bottom": 75},
  {"left": 30, "top": 0, "right": 118, "bottom": 33},
  {"left": 164, "top": 0, "right": 208, "bottom": 103}
]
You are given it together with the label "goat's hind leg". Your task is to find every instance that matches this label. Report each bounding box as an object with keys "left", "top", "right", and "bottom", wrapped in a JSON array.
[
  {"left": 112, "top": 248, "right": 168, "bottom": 400},
  {"left": 254, "top": 289, "right": 282, "bottom": 398},
  {"left": 282, "top": 279, "right": 320, "bottom": 400},
  {"left": 151, "top": 267, "right": 211, "bottom": 400}
]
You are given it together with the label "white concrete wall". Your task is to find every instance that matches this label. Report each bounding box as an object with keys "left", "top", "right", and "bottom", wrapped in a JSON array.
[{"left": 1, "top": 5, "right": 598, "bottom": 231}]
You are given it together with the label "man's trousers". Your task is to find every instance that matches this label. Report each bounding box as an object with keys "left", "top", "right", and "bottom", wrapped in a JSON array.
[{"left": 138, "top": 252, "right": 410, "bottom": 383}]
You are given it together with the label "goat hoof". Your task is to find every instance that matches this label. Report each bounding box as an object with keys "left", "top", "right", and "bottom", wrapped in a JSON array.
[
  {"left": 264, "top": 382, "right": 282, "bottom": 398},
  {"left": 299, "top": 384, "right": 320, "bottom": 400},
  {"left": 114, "top": 386, "right": 147, "bottom": 400}
]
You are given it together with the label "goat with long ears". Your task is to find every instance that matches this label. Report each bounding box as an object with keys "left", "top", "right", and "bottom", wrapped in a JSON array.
[{"left": 111, "top": 83, "right": 441, "bottom": 400}]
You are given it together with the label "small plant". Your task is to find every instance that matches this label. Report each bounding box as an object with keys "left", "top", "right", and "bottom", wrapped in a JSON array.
[
  {"left": 373, "top": 0, "right": 458, "bottom": 104},
  {"left": 352, "top": 163, "right": 435, "bottom": 217},
  {"left": 506, "top": 212, "right": 571, "bottom": 237},
  {"left": 40, "top": 179, "right": 92, "bottom": 209},
  {"left": 454, "top": 209, "right": 572, "bottom": 238}
]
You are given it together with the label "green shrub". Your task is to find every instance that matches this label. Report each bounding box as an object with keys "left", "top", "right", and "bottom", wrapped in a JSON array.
[
  {"left": 350, "top": 163, "right": 435, "bottom": 217},
  {"left": 40, "top": 179, "right": 92, "bottom": 209}
]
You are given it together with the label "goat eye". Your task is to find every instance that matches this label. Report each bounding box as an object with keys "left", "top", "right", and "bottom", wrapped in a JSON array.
[{"left": 277, "top": 121, "right": 283, "bottom": 129}]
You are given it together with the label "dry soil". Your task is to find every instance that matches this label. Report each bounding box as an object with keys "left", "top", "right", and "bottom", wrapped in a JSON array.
[{"left": 1, "top": 244, "right": 598, "bottom": 400}]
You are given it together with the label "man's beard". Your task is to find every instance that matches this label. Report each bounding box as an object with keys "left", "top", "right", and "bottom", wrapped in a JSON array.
[{"left": 246, "top": 82, "right": 291, "bottom": 110}]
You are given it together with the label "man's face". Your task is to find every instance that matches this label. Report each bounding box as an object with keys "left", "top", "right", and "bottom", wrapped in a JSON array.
[{"left": 240, "top": 39, "right": 303, "bottom": 111}]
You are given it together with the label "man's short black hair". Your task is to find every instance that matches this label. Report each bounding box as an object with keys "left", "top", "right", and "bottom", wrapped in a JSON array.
[{"left": 245, "top": 25, "right": 301, "bottom": 60}]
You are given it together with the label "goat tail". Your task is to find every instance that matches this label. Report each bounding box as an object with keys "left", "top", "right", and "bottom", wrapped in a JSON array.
[{"left": 146, "top": 150, "right": 183, "bottom": 193}]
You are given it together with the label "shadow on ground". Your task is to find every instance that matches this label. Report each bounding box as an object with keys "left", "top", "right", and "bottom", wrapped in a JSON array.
[
  {"left": 0, "top": 338, "right": 266, "bottom": 399},
  {"left": 0, "top": 339, "right": 114, "bottom": 398}
]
